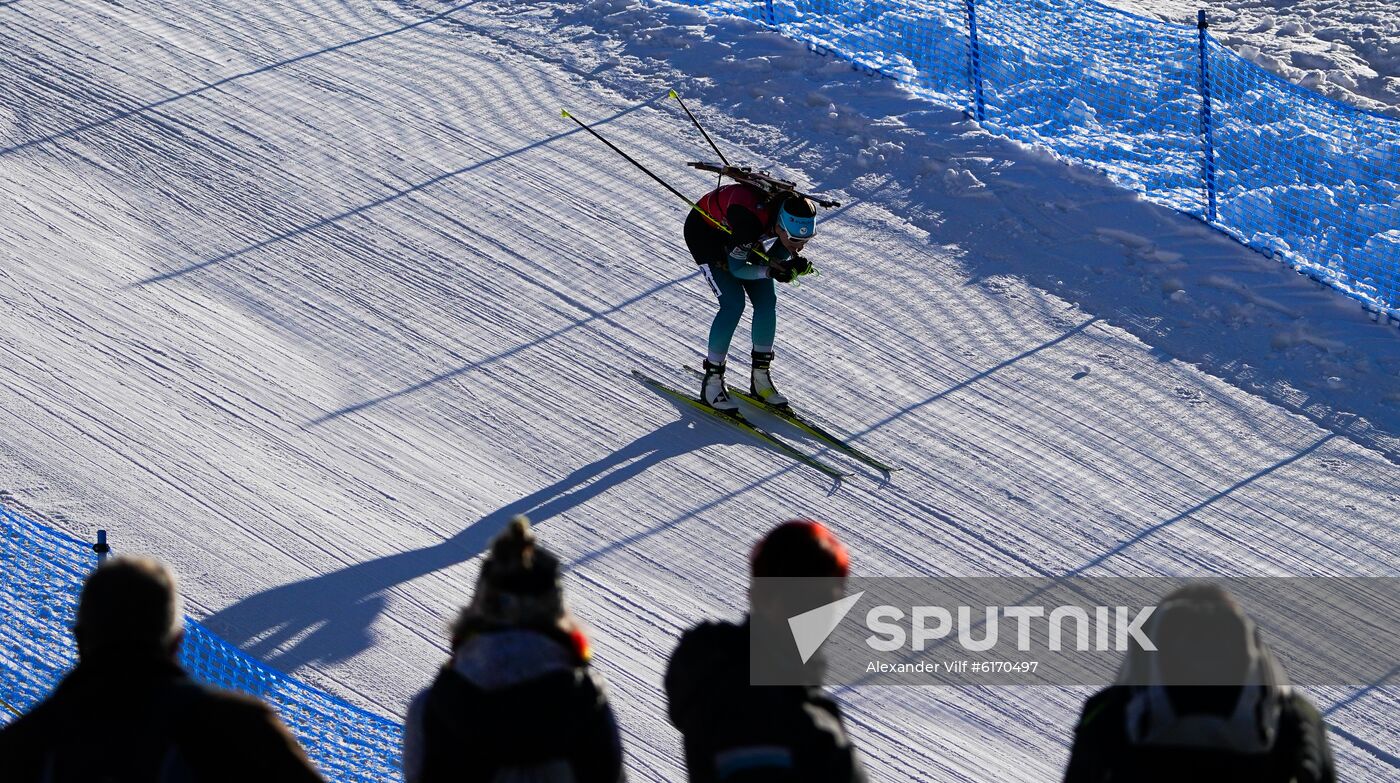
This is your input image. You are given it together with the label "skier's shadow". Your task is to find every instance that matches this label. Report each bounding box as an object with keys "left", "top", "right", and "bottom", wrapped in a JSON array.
[{"left": 204, "top": 417, "right": 729, "bottom": 672}]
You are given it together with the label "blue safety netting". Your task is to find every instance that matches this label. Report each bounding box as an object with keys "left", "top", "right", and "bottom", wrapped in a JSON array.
[
  {"left": 0, "top": 506, "right": 84, "bottom": 725},
  {"left": 0, "top": 505, "right": 401, "bottom": 781},
  {"left": 673, "top": 0, "right": 1400, "bottom": 319},
  {"left": 1207, "top": 38, "right": 1400, "bottom": 311},
  {"left": 975, "top": 0, "right": 1204, "bottom": 216}
]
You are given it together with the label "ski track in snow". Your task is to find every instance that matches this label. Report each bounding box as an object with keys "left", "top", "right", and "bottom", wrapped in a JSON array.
[{"left": 0, "top": 0, "right": 1397, "bottom": 779}]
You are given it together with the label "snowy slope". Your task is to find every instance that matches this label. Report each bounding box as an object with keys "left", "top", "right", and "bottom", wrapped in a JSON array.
[
  {"left": 1, "top": 0, "right": 1397, "bottom": 780},
  {"left": 1112, "top": 0, "right": 1400, "bottom": 117}
]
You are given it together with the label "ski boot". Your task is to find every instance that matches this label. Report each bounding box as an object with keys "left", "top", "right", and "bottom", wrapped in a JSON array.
[
  {"left": 701, "top": 359, "right": 739, "bottom": 412},
  {"left": 750, "top": 350, "right": 790, "bottom": 409}
]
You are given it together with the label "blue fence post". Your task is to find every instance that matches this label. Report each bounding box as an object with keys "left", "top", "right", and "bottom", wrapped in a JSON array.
[
  {"left": 1196, "top": 10, "right": 1218, "bottom": 223},
  {"left": 964, "top": 0, "right": 987, "bottom": 122},
  {"left": 93, "top": 530, "right": 109, "bottom": 563}
]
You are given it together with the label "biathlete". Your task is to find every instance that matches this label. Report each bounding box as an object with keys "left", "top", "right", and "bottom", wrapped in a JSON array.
[{"left": 684, "top": 182, "right": 817, "bottom": 412}]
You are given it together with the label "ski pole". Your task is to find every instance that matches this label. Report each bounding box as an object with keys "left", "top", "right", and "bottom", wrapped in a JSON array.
[
  {"left": 561, "top": 108, "right": 772, "bottom": 264},
  {"left": 560, "top": 109, "right": 725, "bottom": 232},
  {"left": 669, "top": 90, "right": 729, "bottom": 167}
]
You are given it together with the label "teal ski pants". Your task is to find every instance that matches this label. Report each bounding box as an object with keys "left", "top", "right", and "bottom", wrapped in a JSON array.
[{"left": 706, "top": 264, "right": 776, "bottom": 363}]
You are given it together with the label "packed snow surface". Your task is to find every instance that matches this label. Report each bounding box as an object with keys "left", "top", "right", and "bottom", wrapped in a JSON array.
[
  {"left": 1, "top": 0, "right": 1398, "bottom": 780},
  {"left": 1111, "top": 0, "right": 1400, "bottom": 116}
]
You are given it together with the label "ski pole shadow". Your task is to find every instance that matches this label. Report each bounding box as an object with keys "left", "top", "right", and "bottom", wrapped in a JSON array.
[
  {"left": 202, "top": 418, "right": 709, "bottom": 671},
  {"left": 134, "top": 95, "right": 662, "bottom": 286},
  {"left": 830, "top": 431, "right": 1341, "bottom": 692},
  {"left": 308, "top": 274, "right": 688, "bottom": 424},
  {"left": 856, "top": 315, "right": 1101, "bottom": 441},
  {"left": 0, "top": 1, "right": 479, "bottom": 158},
  {"left": 1323, "top": 664, "right": 1398, "bottom": 718},
  {"left": 756, "top": 315, "right": 1099, "bottom": 487},
  {"left": 1062, "top": 432, "right": 1336, "bottom": 577},
  {"left": 1321, "top": 664, "right": 1400, "bottom": 768}
]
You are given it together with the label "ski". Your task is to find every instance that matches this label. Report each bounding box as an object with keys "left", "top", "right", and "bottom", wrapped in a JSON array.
[
  {"left": 684, "top": 365, "right": 901, "bottom": 474},
  {"left": 631, "top": 370, "right": 851, "bottom": 481}
]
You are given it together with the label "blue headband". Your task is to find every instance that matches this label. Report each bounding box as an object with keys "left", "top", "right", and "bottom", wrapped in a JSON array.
[{"left": 778, "top": 208, "right": 816, "bottom": 240}]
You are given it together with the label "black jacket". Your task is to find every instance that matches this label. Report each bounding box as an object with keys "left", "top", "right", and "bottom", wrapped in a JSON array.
[
  {"left": 665, "top": 618, "right": 866, "bottom": 783},
  {"left": 1063, "top": 685, "right": 1336, "bottom": 783},
  {"left": 404, "top": 627, "right": 624, "bottom": 783},
  {"left": 0, "top": 655, "right": 323, "bottom": 782}
]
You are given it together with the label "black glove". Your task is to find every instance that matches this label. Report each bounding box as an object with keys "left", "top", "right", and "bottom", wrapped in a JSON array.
[{"left": 770, "top": 254, "right": 811, "bottom": 283}]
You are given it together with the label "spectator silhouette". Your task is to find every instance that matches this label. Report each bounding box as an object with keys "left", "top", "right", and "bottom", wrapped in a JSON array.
[
  {"left": 1063, "top": 583, "right": 1336, "bottom": 782},
  {"left": 665, "top": 519, "right": 868, "bottom": 782},
  {"left": 403, "top": 515, "right": 624, "bottom": 782},
  {"left": 0, "top": 556, "right": 323, "bottom": 781}
]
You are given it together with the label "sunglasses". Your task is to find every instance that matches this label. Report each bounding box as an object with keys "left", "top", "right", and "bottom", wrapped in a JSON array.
[{"left": 777, "top": 224, "right": 808, "bottom": 247}]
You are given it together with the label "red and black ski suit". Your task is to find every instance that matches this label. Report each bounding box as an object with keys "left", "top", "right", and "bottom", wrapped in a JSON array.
[{"left": 683, "top": 184, "right": 774, "bottom": 269}]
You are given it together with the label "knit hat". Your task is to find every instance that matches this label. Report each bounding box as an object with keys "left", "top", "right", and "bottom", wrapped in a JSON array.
[
  {"left": 465, "top": 515, "right": 565, "bottom": 628},
  {"left": 750, "top": 519, "right": 850, "bottom": 578}
]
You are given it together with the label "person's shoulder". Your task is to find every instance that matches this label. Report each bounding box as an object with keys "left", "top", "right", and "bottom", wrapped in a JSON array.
[
  {"left": 0, "top": 694, "right": 49, "bottom": 752},
  {"left": 185, "top": 682, "right": 284, "bottom": 730},
  {"left": 179, "top": 683, "right": 323, "bottom": 779},
  {"left": 721, "top": 183, "right": 764, "bottom": 206},
  {"left": 1277, "top": 689, "right": 1332, "bottom": 748},
  {"left": 665, "top": 620, "right": 748, "bottom": 732},
  {"left": 666, "top": 619, "right": 746, "bottom": 691},
  {"left": 0, "top": 667, "right": 107, "bottom": 745},
  {"left": 1281, "top": 689, "right": 1323, "bottom": 722},
  {"left": 1276, "top": 689, "right": 1335, "bottom": 782},
  {"left": 1074, "top": 686, "right": 1129, "bottom": 733}
]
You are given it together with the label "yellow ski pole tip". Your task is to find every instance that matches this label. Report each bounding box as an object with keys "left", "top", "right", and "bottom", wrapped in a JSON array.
[
  {"left": 669, "top": 89, "right": 678, "bottom": 98},
  {"left": 561, "top": 109, "right": 570, "bottom": 118}
]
